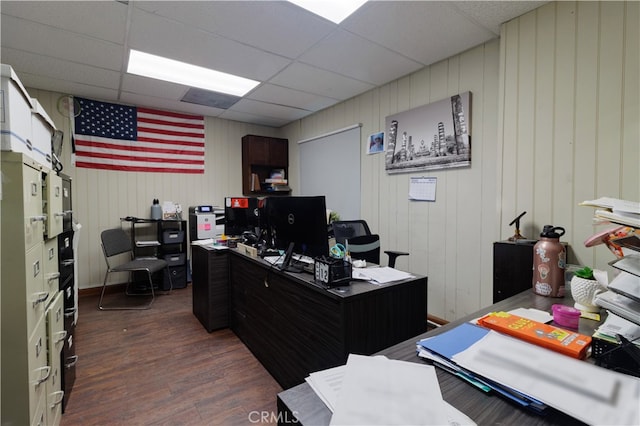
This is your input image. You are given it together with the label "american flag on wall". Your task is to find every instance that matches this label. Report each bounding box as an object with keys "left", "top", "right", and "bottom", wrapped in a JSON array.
[{"left": 72, "top": 97, "right": 205, "bottom": 173}]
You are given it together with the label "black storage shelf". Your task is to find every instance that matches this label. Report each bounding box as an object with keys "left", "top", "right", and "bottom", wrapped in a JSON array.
[{"left": 123, "top": 218, "right": 188, "bottom": 290}]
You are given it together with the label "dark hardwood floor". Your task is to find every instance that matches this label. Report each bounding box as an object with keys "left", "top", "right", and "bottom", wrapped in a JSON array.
[{"left": 61, "top": 286, "right": 282, "bottom": 425}]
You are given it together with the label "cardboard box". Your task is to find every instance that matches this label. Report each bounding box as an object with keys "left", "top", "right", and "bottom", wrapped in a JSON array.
[
  {"left": 1, "top": 64, "right": 35, "bottom": 159},
  {"left": 30, "top": 98, "right": 55, "bottom": 168}
]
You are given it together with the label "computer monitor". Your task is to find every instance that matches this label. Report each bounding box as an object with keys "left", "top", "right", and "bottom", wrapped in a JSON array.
[
  {"left": 264, "top": 195, "right": 329, "bottom": 260},
  {"left": 224, "top": 197, "right": 261, "bottom": 236}
]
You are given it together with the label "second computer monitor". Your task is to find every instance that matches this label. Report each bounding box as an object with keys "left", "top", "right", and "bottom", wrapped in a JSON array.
[{"left": 264, "top": 195, "right": 329, "bottom": 259}]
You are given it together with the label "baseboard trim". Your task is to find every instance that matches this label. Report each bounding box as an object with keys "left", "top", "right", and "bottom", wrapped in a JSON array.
[
  {"left": 427, "top": 314, "right": 448, "bottom": 327},
  {"left": 79, "top": 284, "right": 126, "bottom": 297}
]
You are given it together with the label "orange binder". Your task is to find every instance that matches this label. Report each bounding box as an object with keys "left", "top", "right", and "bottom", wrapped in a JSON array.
[{"left": 477, "top": 311, "right": 592, "bottom": 359}]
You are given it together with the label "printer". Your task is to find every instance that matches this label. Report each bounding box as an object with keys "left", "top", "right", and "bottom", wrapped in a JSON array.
[{"left": 188, "top": 205, "right": 224, "bottom": 241}]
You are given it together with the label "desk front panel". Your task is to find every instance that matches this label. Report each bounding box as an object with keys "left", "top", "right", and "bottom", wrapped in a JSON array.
[{"left": 228, "top": 252, "right": 428, "bottom": 390}]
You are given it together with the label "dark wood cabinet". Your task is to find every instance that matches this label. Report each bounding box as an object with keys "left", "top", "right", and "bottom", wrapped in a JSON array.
[
  {"left": 242, "top": 134, "right": 289, "bottom": 195},
  {"left": 191, "top": 245, "right": 229, "bottom": 332},
  {"left": 493, "top": 241, "right": 535, "bottom": 303}
]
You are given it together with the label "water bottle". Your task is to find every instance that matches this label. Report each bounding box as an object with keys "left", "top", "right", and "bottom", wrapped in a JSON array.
[
  {"left": 150, "top": 198, "right": 162, "bottom": 220},
  {"left": 532, "top": 225, "right": 566, "bottom": 297}
]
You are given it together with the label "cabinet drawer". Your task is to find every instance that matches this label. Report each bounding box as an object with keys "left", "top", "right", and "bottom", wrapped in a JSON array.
[
  {"left": 28, "top": 315, "right": 49, "bottom": 424},
  {"left": 44, "top": 173, "right": 63, "bottom": 239},
  {"left": 30, "top": 392, "right": 47, "bottom": 426},
  {"left": 26, "top": 243, "right": 47, "bottom": 338},
  {"left": 43, "top": 239, "right": 60, "bottom": 301},
  {"left": 23, "top": 162, "right": 45, "bottom": 250},
  {"left": 45, "top": 297, "right": 64, "bottom": 426}
]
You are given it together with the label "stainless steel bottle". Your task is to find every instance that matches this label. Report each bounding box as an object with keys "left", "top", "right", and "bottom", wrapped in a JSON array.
[
  {"left": 150, "top": 198, "right": 162, "bottom": 220},
  {"left": 532, "top": 225, "right": 566, "bottom": 297}
]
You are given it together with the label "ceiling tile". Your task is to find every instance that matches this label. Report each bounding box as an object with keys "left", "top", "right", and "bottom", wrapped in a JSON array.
[
  {"left": 219, "top": 109, "right": 289, "bottom": 128},
  {"left": 128, "top": 7, "right": 292, "bottom": 82},
  {"left": 134, "top": 1, "right": 335, "bottom": 59},
  {"left": 299, "top": 28, "right": 424, "bottom": 85},
  {"left": 0, "top": 0, "right": 128, "bottom": 44},
  {"left": 2, "top": 47, "right": 121, "bottom": 90},
  {"left": 344, "top": 1, "right": 497, "bottom": 66},
  {"left": 0, "top": 14, "right": 124, "bottom": 70},
  {"left": 230, "top": 98, "right": 310, "bottom": 121},
  {"left": 247, "top": 84, "right": 338, "bottom": 112},
  {"left": 270, "top": 62, "right": 375, "bottom": 100}
]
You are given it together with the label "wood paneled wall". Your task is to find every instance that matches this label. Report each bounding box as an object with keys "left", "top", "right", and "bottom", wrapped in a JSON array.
[
  {"left": 27, "top": 1, "right": 637, "bottom": 322},
  {"left": 497, "top": 1, "right": 639, "bottom": 273},
  {"left": 283, "top": 40, "right": 501, "bottom": 321}
]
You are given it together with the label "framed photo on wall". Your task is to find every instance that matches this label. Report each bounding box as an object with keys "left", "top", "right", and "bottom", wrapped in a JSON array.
[
  {"left": 368, "top": 132, "right": 384, "bottom": 154},
  {"left": 384, "top": 92, "right": 471, "bottom": 173}
]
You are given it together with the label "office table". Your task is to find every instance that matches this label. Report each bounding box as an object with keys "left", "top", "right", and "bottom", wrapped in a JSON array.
[
  {"left": 191, "top": 246, "right": 428, "bottom": 390},
  {"left": 277, "top": 290, "right": 605, "bottom": 425}
]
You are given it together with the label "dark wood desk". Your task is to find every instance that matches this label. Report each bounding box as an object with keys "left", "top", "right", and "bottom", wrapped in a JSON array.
[
  {"left": 277, "top": 290, "right": 603, "bottom": 425},
  {"left": 191, "top": 246, "right": 428, "bottom": 390}
]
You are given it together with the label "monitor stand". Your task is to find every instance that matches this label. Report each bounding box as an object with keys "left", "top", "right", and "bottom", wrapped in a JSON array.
[{"left": 280, "top": 242, "right": 302, "bottom": 273}]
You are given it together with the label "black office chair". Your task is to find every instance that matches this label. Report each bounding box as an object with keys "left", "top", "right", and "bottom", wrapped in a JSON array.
[
  {"left": 333, "top": 220, "right": 409, "bottom": 267},
  {"left": 98, "top": 228, "right": 172, "bottom": 310},
  {"left": 332, "top": 220, "right": 371, "bottom": 246},
  {"left": 346, "top": 234, "right": 381, "bottom": 265}
]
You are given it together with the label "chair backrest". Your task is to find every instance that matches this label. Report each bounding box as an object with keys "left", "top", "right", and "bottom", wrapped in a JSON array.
[
  {"left": 332, "top": 220, "right": 371, "bottom": 246},
  {"left": 101, "top": 228, "right": 133, "bottom": 258},
  {"left": 346, "top": 234, "right": 381, "bottom": 265}
]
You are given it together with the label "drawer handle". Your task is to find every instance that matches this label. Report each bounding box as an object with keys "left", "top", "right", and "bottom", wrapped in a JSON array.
[
  {"left": 54, "top": 211, "right": 66, "bottom": 218},
  {"left": 33, "top": 366, "right": 51, "bottom": 386},
  {"left": 46, "top": 272, "right": 61, "bottom": 281},
  {"left": 49, "top": 390, "right": 65, "bottom": 408},
  {"left": 61, "top": 259, "right": 75, "bottom": 267},
  {"left": 65, "top": 355, "right": 79, "bottom": 369},
  {"left": 64, "top": 307, "right": 77, "bottom": 318},
  {"left": 30, "top": 215, "right": 47, "bottom": 223},
  {"left": 54, "top": 330, "right": 68, "bottom": 344},
  {"left": 32, "top": 292, "right": 49, "bottom": 307}
]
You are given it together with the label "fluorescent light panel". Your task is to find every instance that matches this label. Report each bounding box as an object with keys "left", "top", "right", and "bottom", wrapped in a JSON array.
[
  {"left": 288, "top": 0, "right": 368, "bottom": 24},
  {"left": 127, "top": 49, "right": 260, "bottom": 97}
]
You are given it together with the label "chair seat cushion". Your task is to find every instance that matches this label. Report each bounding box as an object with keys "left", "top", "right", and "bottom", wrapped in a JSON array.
[{"left": 112, "top": 258, "right": 167, "bottom": 274}]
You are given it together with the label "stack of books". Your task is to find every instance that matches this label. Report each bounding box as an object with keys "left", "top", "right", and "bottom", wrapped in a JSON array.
[{"left": 265, "top": 168, "right": 290, "bottom": 192}]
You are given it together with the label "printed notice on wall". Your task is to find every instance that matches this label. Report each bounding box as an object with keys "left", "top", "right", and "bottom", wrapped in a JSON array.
[{"left": 409, "top": 177, "right": 437, "bottom": 201}]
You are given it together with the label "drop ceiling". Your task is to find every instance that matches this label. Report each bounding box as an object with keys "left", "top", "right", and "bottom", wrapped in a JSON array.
[{"left": 0, "top": 1, "right": 546, "bottom": 128}]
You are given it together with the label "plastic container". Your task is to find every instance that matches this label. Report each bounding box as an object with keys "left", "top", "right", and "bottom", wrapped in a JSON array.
[{"left": 552, "top": 304, "right": 581, "bottom": 329}]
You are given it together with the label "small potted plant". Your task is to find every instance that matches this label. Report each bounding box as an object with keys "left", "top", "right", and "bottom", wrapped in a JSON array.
[{"left": 570, "top": 266, "right": 606, "bottom": 312}]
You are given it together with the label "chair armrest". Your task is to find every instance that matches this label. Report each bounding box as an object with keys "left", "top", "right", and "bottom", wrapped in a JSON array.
[{"left": 383, "top": 250, "right": 409, "bottom": 268}]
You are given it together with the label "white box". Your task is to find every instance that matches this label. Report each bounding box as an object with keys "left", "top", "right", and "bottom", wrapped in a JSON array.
[
  {"left": 1, "top": 64, "right": 35, "bottom": 158},
  {"left": 30, "top": 99, "right": 55, "bottom": 168}
]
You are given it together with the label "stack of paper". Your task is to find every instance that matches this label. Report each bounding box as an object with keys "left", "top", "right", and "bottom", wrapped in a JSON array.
[
  {"left": 418, "top": 323, "right": 640, "bottom": 425},
  {"left": 417, "top": 323, "right": 548, "bottom": 413},
  {"left": 351, "top": 266, "right": 414, "bottom": 284},
  {"left": 579, "top": 197, "right": 640, "bottom": 227},
  {"left": 306, "top": 354, "right": 476, "bottom": 425}
]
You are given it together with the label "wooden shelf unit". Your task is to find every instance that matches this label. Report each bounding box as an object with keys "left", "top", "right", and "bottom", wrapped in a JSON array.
[{"left": 241, "top": 134, "right": 290, "bottom": 196}]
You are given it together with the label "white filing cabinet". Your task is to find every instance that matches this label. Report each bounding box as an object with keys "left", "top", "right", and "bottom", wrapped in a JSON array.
[{"left": 1, "top": 152, "right": 63, "bottom": 426}]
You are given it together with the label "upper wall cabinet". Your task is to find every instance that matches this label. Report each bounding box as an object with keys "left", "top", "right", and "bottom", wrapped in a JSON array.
[{"left": 241, "top": 135, "right": 290, "bottom": 196}]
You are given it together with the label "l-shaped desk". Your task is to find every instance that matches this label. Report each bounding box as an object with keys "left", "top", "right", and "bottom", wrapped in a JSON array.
[{"left": 191, "top": 245, "right": 428, "bottom": 390}]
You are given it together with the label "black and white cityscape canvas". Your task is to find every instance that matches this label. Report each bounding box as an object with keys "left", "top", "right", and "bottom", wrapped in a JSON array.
[{"left": 385, "top": 92, "right": 471, "bottom": 174}]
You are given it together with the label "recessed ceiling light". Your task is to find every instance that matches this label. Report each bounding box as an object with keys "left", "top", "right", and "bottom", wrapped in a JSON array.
[
  {"left": 288, "top": 0, "right": 368, "bottom": 24},
  {"left": 127, "top": 49, "right": 260, "bottom": 97}
]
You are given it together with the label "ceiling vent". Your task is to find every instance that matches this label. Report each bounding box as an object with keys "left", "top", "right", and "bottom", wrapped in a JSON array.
[{"left": 181, "top": 88, "right": 241, "bottom": 109}]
